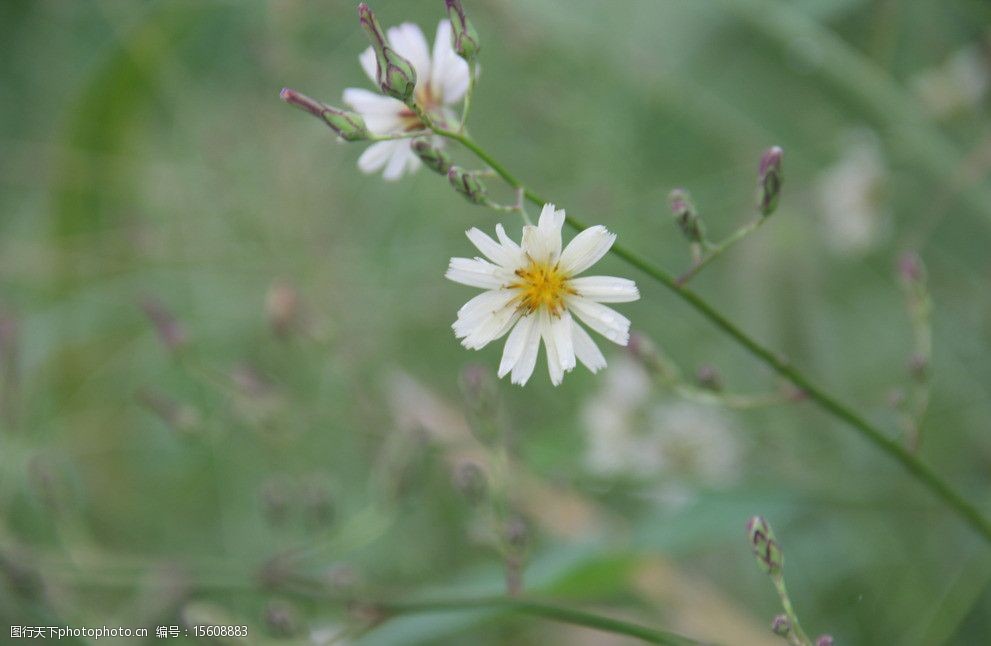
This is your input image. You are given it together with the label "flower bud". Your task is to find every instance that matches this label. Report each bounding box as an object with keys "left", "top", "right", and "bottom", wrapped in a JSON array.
[
  {"left": 411, "top": 137, "right": 452, "bottom": 175},
  {"left": 897, "top": 250, "right": 926, "bottom": 287},
  {"left": 358, "top": 3, "right": 417, "bottom": 103},
  {"left": 669, "top": 189, "right": 704, "bottom": 243},
  {"left": 452, "top": 460, "right": 487, "bottom": 505},
  {"left": 815, "top": 635, "right": 834, "bottom": 646},
  {"left": 445, "top": 0, "right": 480, "bottom": 61},
  {"left": 448, "top": 166, "right": 487, "bottom": 204},
  {"left": 746, "top": 515, "right": 784, "bottom": 576},
  {"left": 695, "top": 364, "right": 723, "bottom": 392},
  {"left": 139, "top": 297, "right": 186, "bottom": 352},
  {"left": 771, "top": 614, "right": 791, "bottom": 637},
  {"left": 757, "top": 146, "right": 784, "bottom": 216},
  {"left": 280, "top": 88, "right": 369, "bottom": 142}
]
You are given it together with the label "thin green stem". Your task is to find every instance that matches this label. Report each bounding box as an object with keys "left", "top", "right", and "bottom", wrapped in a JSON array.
[
  {"left": 426, "top": 126, "right": 991, "bottom": 546},
  {"left": 373, "top": 596, "right": 707, "bottom": 646},
  {"left": 773, "top": 577, "right": 812, "bottom": 646},
  {"left": 368, "top": 130, "right": 429, "bottom": 142},
  {"left": 460, "top": 60, "right": 478, "bottom": 132},
  {"left": 677, "top": 214, "right": 768, "bottom": 285}
]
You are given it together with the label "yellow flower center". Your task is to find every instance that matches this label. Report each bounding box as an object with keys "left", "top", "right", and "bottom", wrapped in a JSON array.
[
  {"left": 513, "top": 259, "right": 574, "bottom": 316},
  {"left": 398, "top": 85, "right": 442, "bottom": 131}
]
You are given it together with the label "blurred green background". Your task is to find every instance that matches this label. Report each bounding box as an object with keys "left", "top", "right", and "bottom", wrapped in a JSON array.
[{"left": 2, "top": 0, "right": 991, "bottom": 644}]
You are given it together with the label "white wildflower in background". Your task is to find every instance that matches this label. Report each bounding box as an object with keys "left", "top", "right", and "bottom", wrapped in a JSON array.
[
  {"left": 911, "top": 43, "right": 990, "bottom": 119},
  {"left": 446, "top": 204, "right": 639, "bottom": 386},
  {"left": 815, "top": 130, "right": 890, "bottom": 255},
  {"left": 581, "top": 356, "right": 741, "bottom": 503},
  {"left": 343, "top": 20, "right": 469, "bottom": 180}
]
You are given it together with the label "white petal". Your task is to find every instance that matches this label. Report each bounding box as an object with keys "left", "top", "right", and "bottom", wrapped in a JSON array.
[
  {"left": 342, "top": 88, "right": 405, "bottom": 135},
  {"left": 540, "top": 310, "right": 564, "bottom": 386},
  {"left": 567, "top": 296, "right": 630, "bottom": 346},
  {"left": 358, "top": 46, "right": 378, "bottom": 84},
  {"left": 558, "top": 225, "right": 616, "bottom": 276},
  {"left": 431, "top": 20, "right": 470, "bottom": 104},
  {"left": 445, "top": 257, "right": 508, "bottom": 289},
  {"left": 462, "top": 302, "right": 519, "bottom": 350},
  {"left": 454, "top": 289, "right": 514, "bottom": 335},
  {"left": 357, "top": 140, "right": 397, "bottom": 174},
  {"left": 569, "top": 276, "right": 640, "bottom": 303},
  {"left": 550, "top": 311, "right": 577, "bottom": 373},
  {"left": 499, "top": 313, "right": 537, "bottom": 378},
  {"left": 572, "top": 322, "right": 607, "bottom": 373},
  {"left": 538, "top": 204, "right": 565, "bottom": 260},
  {"left": 387, "top": 23, "right": 432, "bottom": 89},
  {"left": 511, "top": 313, "right": 542, "bottom": 386},
  {"left": 382, "top": 141, "right": 416, "bottom": 181},
  {"left": 466, "top": 227, "right": 515, "bottom": 268}
]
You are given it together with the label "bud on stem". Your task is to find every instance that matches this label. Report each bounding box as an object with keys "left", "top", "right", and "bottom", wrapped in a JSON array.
[
  {"left": 445, "top": 0, "right": 480, "bottom": 61},
  {"left": 757, "top": 146, "right": 784, "bottom": 216},
  {"left": 280, "top": 88, "right": 368, "bottom": 142},
  {"left": 411, "top": 137, "right": 452, "bottom": 175},
  {"left": 669, "top": 189, "right": 705, "bottom": 243},
  {"left": 448, "top": 166, "right": 487, "bottom": 204},
  {"left": 747, "top": 515, "right": 784, "bottom": 576},
  {"left": 358, "top": 3, "right": 417, "bottom": 103}
]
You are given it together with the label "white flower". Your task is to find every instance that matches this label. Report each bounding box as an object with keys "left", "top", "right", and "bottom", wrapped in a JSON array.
[
  {"left": 343, "top": 20, "right": 470, "bottom": 181},
  {"left": 816, "top": 130, "right": 890, "bottom": 255},
  {"left": 445, "top": 204, "right": 640, "bottom": 386}
]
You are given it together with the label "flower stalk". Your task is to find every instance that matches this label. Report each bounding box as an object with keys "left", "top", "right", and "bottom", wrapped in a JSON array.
[{"left": 415, "top": 120, "right": 991, "bottom": 546}]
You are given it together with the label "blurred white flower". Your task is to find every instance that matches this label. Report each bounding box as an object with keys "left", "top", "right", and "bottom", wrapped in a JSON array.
[
  {"left": 816, "top": 131, "right": 890, "bottom": 254},
  {"left": 446, "top": 204, "right": 639, "bottom": 386},
  {"left": 582, "top": 357, "right": 741, "bottom": 497},
  {"left": 911, "top": 44, "right": 990, "bottom": 119},
  {"left": 343, "top": 20, "right": 469, "bottom": 180}
]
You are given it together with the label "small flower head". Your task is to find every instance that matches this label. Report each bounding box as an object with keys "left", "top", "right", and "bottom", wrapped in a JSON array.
[
  {"left": 411, "top": 136, "right": 453, "bottom": 174},
  {"left": 815, "top": 636, "right": 835, "bottom": 646},
  {"left": 280, "top": 88, "right": 369, "bottom": 142},
  {"left": 344, "top": 16, "right": 469, "bottom": 180},
  {"left": 757, "top": 146, "right": 784, "bottom": 216},
  {"left": 445, "top": 0, "right": 480, "bottom": 61},
  {"left": 669, "top": 188, "right": 704, "bottom": 243},
  {"left": 747, "top": 515, "right": 784, "bottom": 576},
  {"left": 771, "top": 614, "right": 791, "bottom": 637},
  {"left": 358, "top": 3, "right": 417, "bottom": 102},
  {"left": 446, "top": 204, "right": 639, "bottom": 386},
  {"left": 448, "top": 166, "right": 487, "bottom": 204}
]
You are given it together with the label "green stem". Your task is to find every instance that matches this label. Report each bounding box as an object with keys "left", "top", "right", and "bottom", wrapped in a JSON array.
[
  {"left": 373, "top": 596, "right": 707, "bottom": 646},
  {"left": 773, "top": 577, "right": 812, "bottom": 646},
  {"left": 677, "top": 214, "right": 768, "bottom": 285},
  {"left": 460, "top": 60, "right": 478, "bottom": 132},
  {"left": 427, "top": 126, "right": 991, "bottom": 546}
]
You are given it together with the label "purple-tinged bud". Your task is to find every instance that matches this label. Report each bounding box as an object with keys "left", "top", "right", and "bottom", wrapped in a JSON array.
[
  {"left": 815, "top": 636, "right": 834, "bottom": 646},
  {"left": 448, "top": 166, "right": 487, "bottom": 204},
  {"left": 757, "top": 146, "right": 784, "bottom": 216},
  {"left": 139, "top": 297, "right": 186, "bottom": 352},
  {"left": 452, "top": 460, "right": 488, "bottom": 505},
  {"left": 771, "top": 614, "right": 791, "bottom": 637},
  {"left": 411, "top": 136, "right": 452, "bottom": 175},
  {"left": 907, "top": 353, "right": 928, "bottom": 382},
  {"left": 445, "top": 0, "right": 480, "bottom": 61},
  {"left": 897, "top": 250, "right": 926, "bottom": 286},
  {"left": 280, "top": 88, "right": 369, "bottom": 142},
  {"left": 695, "top": 364, "right": 723, "bottom": 392},
  {"left": 358, "top": 4, "right": 417, "bottom": 103},
  {"left": 747, "top": 515, "right": 784, "bottom": 576},
  {"left": 669, "top": 188, "right": 704, "bottom": 243}
]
